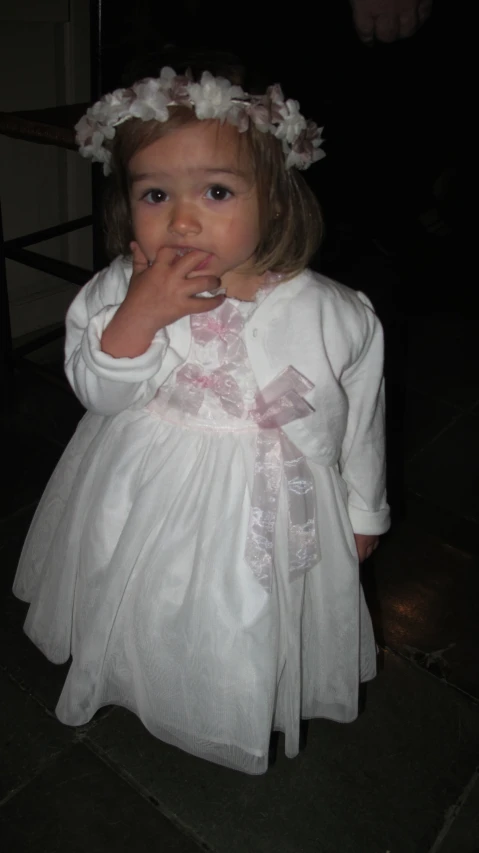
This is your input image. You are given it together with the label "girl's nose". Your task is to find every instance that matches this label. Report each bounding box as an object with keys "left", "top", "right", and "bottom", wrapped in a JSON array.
[{"left": 168, "top": 202, "right": 201, "bottom": 237}]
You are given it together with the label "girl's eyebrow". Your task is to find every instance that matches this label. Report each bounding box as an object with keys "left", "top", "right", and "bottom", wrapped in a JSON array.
[
  {"left": 129, "top": 167, "right": 249, "bottom": 183},
  {"left": 201, "top": 167, "right": 249, "bottom": 178}
]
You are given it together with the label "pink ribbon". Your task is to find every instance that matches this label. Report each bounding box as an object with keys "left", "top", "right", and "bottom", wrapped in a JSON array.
[
  {"left": 163, "top": 298, "right": 319, "bottom": 591},
  {"left": 191, "top": 301, "right": 246, "bottom": 362},
  {"left": 245, "top": 367, "right": 320, "bottom": 592}
]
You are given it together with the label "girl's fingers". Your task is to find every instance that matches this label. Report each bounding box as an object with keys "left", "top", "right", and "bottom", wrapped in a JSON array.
[
  {"left": 161, "top": 248, "right": 213, "bottom": 275},
  {"left": 184, "top": 276, "right": 222, "bottom": 297},
  {"left": 130, "top": 241, "right": 150, "bottom": 272},
  {"left": 131, "top": 245, "right": 187, "bottom": 271},
  {"left": 189, "top": 294, "right": 226, "bottom": 314},
  {"left": 128, "top": 246, "right": 223, "bottom": 316},
  {"left": 179, "top": 250, "right": 214, "bottom": 276},
  {"left": 151, "top": 247, "right": 181, "bottom": 269},
  {"left": 363, "top": 540, "right": 379, "bottom": 561},
  {"left": 144, "top": 247, "right": 214, "bottom": 277}
]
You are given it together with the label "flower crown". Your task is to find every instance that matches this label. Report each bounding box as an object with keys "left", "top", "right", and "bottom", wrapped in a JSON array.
[{"left": 75, "top": 66, "right": 325, "bottom": 175}]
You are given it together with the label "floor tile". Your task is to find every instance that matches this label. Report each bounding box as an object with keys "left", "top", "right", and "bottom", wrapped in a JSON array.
[
  {"left": 0, "top": 594, "right": 70, "bottom": 713},
  {"left": 368, "top": 518, "right": 479, "bottom": 697},
  {"left": 86, "top": 652, "right": 479, "bottom": 853},
  {"left": 437, "top": 773, "right": 479, "bottom": 853},
  {"left": 404, "top": 490, "right": 479, "bottom": 558},
  {"left": 406, "top": 410, "right": 479, "bottom": 525},
  {"left": 0, "top": 742, "right": 205, "bottom": 852},
  {"left": 0, "top": 671, "right": 72, "bottom": 802}
]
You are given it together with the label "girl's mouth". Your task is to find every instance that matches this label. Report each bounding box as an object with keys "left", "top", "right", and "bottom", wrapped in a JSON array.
[{"left": 171, "top": 247, "right": 213, "bottom": 272}]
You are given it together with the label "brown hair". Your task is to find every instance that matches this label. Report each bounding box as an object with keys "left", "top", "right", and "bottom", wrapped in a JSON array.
[{"left": 103, "top": 106, "right": 323, "bottom": 278}]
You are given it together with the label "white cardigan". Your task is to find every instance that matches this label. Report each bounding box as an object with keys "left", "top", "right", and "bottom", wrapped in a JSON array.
[{"left": 65, "top": 257, "right": 390, "bottom": 537}]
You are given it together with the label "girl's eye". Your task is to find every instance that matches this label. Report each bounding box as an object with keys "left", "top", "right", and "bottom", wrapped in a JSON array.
[
  {"left": 205, "top": 185, "right": 233, "bottom": 202},
  {"left": 142, "top": 189, "right": 168, "bottom": 204}
]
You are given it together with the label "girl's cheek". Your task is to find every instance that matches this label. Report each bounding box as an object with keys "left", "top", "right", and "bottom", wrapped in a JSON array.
[{"left": 221, "top": 213, "right": 239, "bottom": 234}]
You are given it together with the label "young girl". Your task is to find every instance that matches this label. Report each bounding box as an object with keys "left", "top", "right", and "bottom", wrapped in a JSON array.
[{"left": 13, "top": 65, "right": 389, "bottom": 775}]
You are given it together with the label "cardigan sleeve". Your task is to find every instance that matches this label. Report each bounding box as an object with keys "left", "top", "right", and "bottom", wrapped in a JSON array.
[
  {"left": 64, "top": 260, "right": 175, "bottom": 416},
  {"left": 339, "top": 292, "right": 390, "bottom": 535}
]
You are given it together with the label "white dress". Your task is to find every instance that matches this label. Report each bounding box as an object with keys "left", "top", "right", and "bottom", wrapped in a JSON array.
[{"left": 13, "top": 290, "right": 377, "bottom": 775}]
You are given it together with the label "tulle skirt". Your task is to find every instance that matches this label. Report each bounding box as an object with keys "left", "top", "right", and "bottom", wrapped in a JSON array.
[{"left": 14, "top": 406, "right": 376, "bottom": 774}]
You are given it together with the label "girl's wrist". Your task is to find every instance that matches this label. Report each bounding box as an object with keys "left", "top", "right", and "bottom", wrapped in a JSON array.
[{"left": 101, "top": 301, "right": 163, "bottom": 357}]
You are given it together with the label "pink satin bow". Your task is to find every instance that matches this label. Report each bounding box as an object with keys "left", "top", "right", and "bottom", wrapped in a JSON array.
[
  {"left": 169, "top": 364, "right": 244, "bottom": 418},
  {"left": 191, "top": 301, "right": 246, "bottom": 361}
]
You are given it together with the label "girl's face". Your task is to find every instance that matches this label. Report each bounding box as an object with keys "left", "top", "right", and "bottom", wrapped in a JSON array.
[{"left": 128, "top": 121, "right": 262, "bottom": 294}]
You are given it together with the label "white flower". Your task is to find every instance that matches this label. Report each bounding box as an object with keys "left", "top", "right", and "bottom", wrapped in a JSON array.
[
  {"left": 130, "top": 79, "right": 169, "bottom": 121},
  {"left": 285, "top": 146, "right": 325, "bottom": 170},
  {"left": 225, "top": 104, "right": 250, "bottom": 132},
  {"left": 283, "top": 120, "right": 326, "bottom": 170},
  {"left": 90, "top": 138, "right": 113, "bottom": 174},
  {"left": 89, "top": 89, "right": 129, "bottom": 128},
  {"left": 76, "top": 127, "right": 112, "bottom": 173},
  {"left": 266, "top": 85, "right": 289, "bottom": 124},
  {"left": 285, "top": 148, "right": 307, "bottom": 170},
  {"left": 268, "top": 84, "right": 285, "bottom": 107},
  {"left": 188, "top": 71, "right": 244, "bottom": 121},
  {"left": 312, "top": 147, "right": 326, "bottom": 163},
  {"left": 247, "top": 99, "right": 271, "bottom": 133},
  {"left": 158, "top": 66, "right": 177, "bottom": 88},
  {"left": 274, "top": 98, "right": 307, "bottom": 145},
  {"left": 74, "top": 114, "right": 94, "bottom": 146},
  {"left": 75, "top": 67, "right": 326, "bottom": 173}
]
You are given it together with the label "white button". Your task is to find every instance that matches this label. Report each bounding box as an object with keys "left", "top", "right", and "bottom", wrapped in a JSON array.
[{"left": 252, "top": 329, "right": 258, "bottom": 337}]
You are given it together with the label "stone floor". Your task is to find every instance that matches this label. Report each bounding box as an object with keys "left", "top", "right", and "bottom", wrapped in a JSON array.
[{"left": 1, "top": 234, "right": 478, "bottom": 852}]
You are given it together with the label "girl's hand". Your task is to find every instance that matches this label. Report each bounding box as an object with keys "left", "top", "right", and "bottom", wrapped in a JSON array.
[
  {"left": 127, "top": 242, "right": 224, "bottom": 327},
  {"left": 354, "top": 533, "right": 379, "bottom": 563},
  {"left": 101, "top": 243, "right": 224, "bottom": 358}
]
